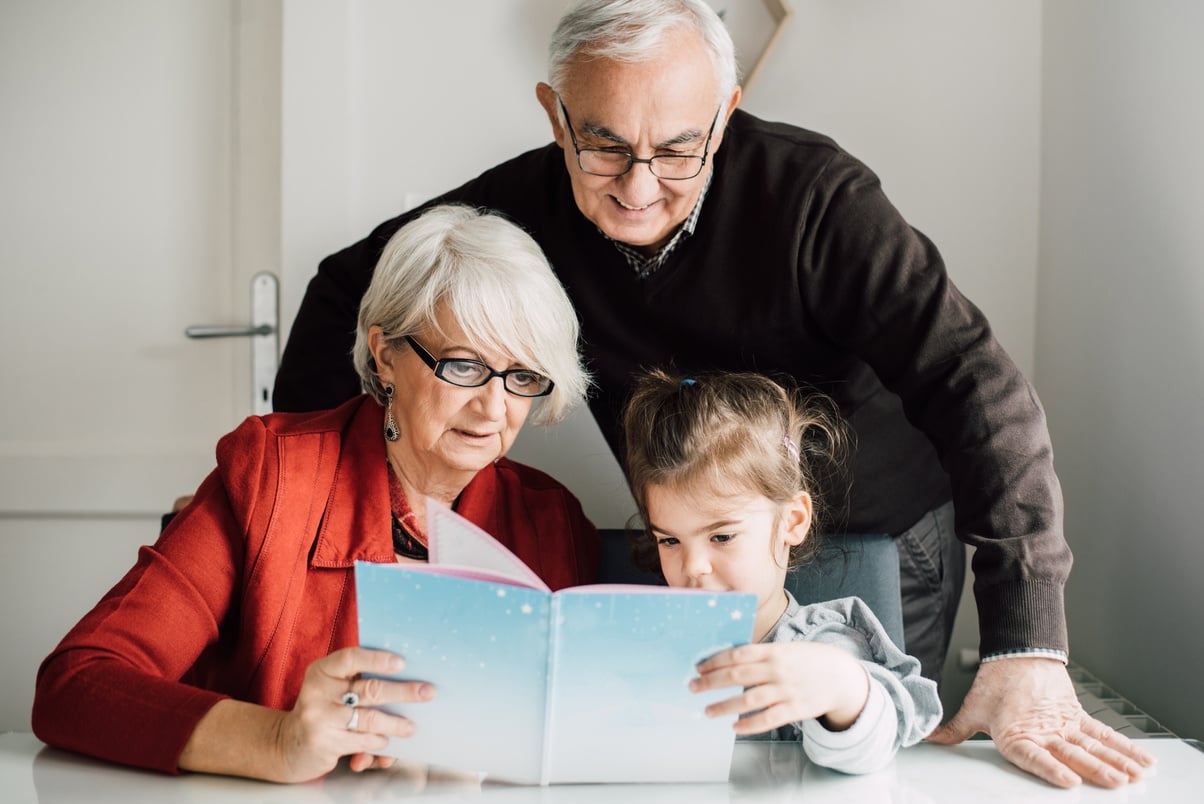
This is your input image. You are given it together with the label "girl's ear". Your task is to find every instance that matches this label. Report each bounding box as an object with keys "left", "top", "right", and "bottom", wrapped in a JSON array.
[
  {"left": 780, "top": 490, "right": 813, "bottom": 548},
  {"left": 368, "top": 326, "right": 397, "bottom": 386}
]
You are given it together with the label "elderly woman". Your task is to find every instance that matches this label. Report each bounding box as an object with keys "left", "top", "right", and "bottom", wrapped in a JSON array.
[{"left": 32, "top": 205, "right": 597, "bottom": 782}]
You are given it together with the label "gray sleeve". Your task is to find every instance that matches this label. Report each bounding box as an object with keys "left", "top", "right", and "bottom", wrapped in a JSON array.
[{"left": 774, "top": 596, "right": 943, "bottom": 773}]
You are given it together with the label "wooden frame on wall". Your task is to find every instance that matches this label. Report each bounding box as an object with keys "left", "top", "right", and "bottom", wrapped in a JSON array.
[{"left": 707, "top": 0, "right": 794, "bottom": 91}]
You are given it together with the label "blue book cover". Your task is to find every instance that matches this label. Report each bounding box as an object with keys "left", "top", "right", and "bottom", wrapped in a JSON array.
[{"left": 355, "top": 505, "right": 756, "bottom": 785}]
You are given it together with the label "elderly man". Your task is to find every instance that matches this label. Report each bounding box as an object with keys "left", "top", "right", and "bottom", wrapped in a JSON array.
[{"left": 275, "top": 0, "right": 1153, "bottom": 788}]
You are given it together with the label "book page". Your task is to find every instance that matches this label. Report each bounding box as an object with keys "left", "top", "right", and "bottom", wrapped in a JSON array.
[
  {"left": 426, "top": 500, "right": 550, "bottom": 592},
  {"left": 355, "top": 562, "right": 551, "bottom": 783},
  {"left": 543, "top": 588, "right": 756, "bottom": 783}
]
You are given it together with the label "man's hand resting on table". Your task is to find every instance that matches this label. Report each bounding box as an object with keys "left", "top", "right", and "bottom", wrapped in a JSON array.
[{"left": 928, "top": 657, "right": 1156, "bottom": 788}]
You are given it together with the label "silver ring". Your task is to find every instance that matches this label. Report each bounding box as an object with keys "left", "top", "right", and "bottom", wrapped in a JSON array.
[
  {"left": 341, "top": 690, "right": 360, "bottom": 708},
  {"left": 346, "top": 707, "right": 360, "bottom": 732}
]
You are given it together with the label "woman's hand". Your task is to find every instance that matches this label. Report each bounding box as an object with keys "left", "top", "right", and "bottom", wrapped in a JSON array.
[
  {"left": 272, "top": 647, "right": 436, "bottom": 782},
  {"left": 691, "top": 642, "right": 869, "bottom": 735},
  {"left": 179, "top": 647, "right": 435, "bottom": 783}
]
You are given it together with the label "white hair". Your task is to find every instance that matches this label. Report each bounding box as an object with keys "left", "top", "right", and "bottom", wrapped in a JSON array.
[
  {"left": 352, "top": 205, "right": 590, "bottom": 425},
  {"left": 549, "top": 0, "right": 739, "bottom": 110}
]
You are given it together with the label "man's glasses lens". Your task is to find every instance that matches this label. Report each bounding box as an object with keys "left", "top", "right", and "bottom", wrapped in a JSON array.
[
  {"left": 558, "top": 96, "right": 716, "bottom": 181},
  {"left": 577, "top": 151, "right": 705, "bottom": 180}
]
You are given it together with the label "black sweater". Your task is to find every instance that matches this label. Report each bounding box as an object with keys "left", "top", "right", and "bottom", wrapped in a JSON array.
[{"left": 275, "top": 109, "right": 1070, "bottom": 656}]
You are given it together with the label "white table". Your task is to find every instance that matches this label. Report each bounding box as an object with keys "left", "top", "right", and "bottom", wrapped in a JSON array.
[{"left": 3, "top": 732, "right": 1203, "bottom": 803}]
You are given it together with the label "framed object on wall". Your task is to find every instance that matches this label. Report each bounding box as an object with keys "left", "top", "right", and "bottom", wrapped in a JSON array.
[{"left": 706, "top": 0, "right": 793, "bottom": 90}]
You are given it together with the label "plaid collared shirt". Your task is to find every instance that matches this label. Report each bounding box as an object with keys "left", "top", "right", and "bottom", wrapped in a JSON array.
[{"left": 607, "top": 171, "right": 713, "bottom": 279}]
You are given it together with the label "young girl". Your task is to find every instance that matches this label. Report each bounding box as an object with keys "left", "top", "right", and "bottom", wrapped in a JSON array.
[{"left": 622, "top": 369, "right": 942, "bottom": 774}]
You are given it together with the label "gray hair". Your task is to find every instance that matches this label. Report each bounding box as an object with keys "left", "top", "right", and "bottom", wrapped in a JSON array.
[
  {"left": 549, "top": 0, "right": 739, "bottom": 109},
  {"left": 352, "top": 205, "right": 590, "bottom": 425}
]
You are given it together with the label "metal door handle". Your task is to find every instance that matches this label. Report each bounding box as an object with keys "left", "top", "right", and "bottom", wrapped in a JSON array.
[
  {"left": 184, "top": 323, "right": 274, "bottom": 338},
  {"left": 185, "top": 272, "right": 279, "bottom": 414}
]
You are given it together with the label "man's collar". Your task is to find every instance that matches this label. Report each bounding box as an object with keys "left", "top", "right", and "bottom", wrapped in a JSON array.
[
  {"left": 679, "top": 167, "right": 713, "bottom": 237},
  {"left": 604, "top": 169, "right": 714, "bottom": 278}
]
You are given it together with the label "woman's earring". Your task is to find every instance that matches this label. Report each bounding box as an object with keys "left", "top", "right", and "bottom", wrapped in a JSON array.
[{"left": 383, "top": 383, "right": 400, "bottom": 442}]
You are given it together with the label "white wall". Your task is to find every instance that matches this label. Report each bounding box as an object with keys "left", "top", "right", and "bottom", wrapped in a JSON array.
[
  {"left": 753, "top": 1, "right": 1042, "bottom": 373},
  {"left": 1039, "top": 0, "right": 1204, "bottom": 739}
]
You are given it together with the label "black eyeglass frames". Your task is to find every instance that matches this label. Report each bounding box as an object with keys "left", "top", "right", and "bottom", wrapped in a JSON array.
[
  {"left": 557, "top": 96, "right": 720, "bottom": 181},
  {"left": 404, "top": 336, "right": 554, "bottom": 398}
]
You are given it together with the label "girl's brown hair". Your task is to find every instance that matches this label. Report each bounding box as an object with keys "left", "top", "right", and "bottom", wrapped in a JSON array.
[{"left": 622, "top": 369, "right": 850, "bottom": 571}]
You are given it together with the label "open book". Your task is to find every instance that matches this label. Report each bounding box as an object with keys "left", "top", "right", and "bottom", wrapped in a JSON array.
[{"left": 354, "top": 504, "right": 756, "bottom": 785}]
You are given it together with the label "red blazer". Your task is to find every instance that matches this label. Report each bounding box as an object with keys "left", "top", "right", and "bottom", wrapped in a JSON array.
[{"left": 32, "top": 395, "right": 598, "bottom": 773}]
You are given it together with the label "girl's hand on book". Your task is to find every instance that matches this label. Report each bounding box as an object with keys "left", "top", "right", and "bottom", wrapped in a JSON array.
[
  {"left": 691, "top": 642, "right": 869, "bottom": 735},
  {"left": 274, "top": 647, "right": 436, "bottom": 781}
]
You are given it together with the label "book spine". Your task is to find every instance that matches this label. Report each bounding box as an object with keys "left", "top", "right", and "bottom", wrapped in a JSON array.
[{"left": 538, "top": 595, "right": 562, "bottom": 786}]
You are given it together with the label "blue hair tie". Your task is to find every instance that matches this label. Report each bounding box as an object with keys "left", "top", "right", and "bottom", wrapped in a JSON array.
[{"left": 679, "top": 378, "right": 697, "bottom": 388}]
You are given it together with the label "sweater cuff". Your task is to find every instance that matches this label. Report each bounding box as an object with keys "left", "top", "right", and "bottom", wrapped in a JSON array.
[
  {"left": 800, "top": 678, "right": 896, "bottom": 774},
  {"left": 975, "top": 579, "right": 1068, "bottom": 657},
  {"left": 980, "top": 647, "right": 1068, "bottom": 664}
]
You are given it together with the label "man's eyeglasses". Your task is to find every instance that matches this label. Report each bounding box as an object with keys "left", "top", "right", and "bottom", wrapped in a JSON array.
[
  {"left": 405, "top": 336, "right": 554, "bottom": 398},
  {"left": 558, "top": 97, "right": 719, "bottom": 181}
]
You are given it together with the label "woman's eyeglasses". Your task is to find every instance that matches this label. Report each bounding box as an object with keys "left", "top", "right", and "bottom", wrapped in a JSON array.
[{"left": 405, "top": 336, "right": 554, "bottom": 397}]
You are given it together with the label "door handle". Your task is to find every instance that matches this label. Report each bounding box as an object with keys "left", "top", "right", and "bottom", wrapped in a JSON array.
[
  {"left": 185, "top": 272, "right": 279, "bottom": 414},
  {"left": 184, "top": 323, "right": 274, "bottom": 338}
]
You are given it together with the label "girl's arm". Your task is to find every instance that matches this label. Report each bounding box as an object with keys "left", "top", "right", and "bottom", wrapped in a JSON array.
[
  {"left": 780, "top": 596, "right": 943, "bottom": 772},
  {"left": 692, "top": 596, "right": 942, "bottom": 774},
  {"left": 797, "top": 672, "right": 900, "bottom": 774}
]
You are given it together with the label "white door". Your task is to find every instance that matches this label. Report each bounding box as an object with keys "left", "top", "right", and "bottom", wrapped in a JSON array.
[{"left": 0, "top": 0, "right": 281, "bottom": 729}]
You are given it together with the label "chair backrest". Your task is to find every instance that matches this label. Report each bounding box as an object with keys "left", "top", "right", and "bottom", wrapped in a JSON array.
[
  {"left": 597, "top": 528, "right": 664, "bottom": 586},
  {"left": 163, "top": 513, "right": 906, "bottom": 650},
  {"left": 597, "top": 529, "right": 905, "bottom": 650},
  {"left": 785, "top": 534, "right": 904, "bottom": 650}
]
